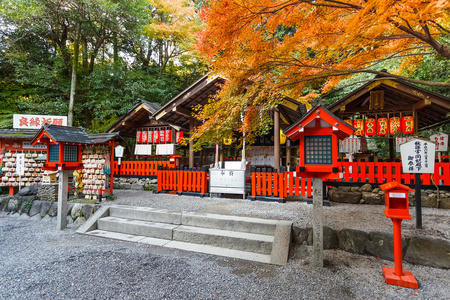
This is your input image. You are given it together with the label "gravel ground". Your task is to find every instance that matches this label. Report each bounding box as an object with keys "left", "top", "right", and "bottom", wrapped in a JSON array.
[
  {"left": 1, "top": 191, "right": 449, "bottom": 299},
  {"left": 112, "top": 190, "right": 450, "bottom": 240}
]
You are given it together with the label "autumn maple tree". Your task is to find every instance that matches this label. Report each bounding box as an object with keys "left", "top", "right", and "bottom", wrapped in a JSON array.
[{"left": 191, "top": 0, "right": 450, "bottom": 148}]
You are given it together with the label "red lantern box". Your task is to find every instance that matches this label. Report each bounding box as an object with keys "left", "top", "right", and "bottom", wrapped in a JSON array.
[
  {"left": 284, "top": 104, "right": 355, "bottom": 176},
  {"left": 353, "top": 119, "right": 364, "bottom": 136},
  {"left": 159, "top": 130, "right": 165, "bottom": 143},
  {"left": 365, "top": 118, "right": 376, "bottom": 136},
  {"left": 390, "top": 117, "right": 400, "bottom": 134},
  {"left": 165, "top": 130, "right": 172, "bottom": 143},
  {"left": 176, "top": 131, "right": 184, "bottom": 144},
  {"left": 31, "top": 124, "right": 89, "bottom": 171},
  {"left": 153, "top": 130, "right": 159, "bottom": 143},
  {"left": 149, "top": 131, "right": 154, "bottom": 144},
  {"left": 136, "top": 131, "right": 142, "bottom": 143},
  {"left": 377, "top": 118, "right": 388, "bottom": 135},
  {"left": 402, "top": 116, "right": 414, "bottom": 134},
  {"left": 142, "top": 131, "right": 148, "bottom": 143}
]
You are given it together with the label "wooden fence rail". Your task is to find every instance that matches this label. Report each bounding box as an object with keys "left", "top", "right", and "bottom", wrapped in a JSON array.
[
  {"left": 251, "top": 162, "right": 450, "bottom": 201},
  {"left": 156, "top": 166, "right": 209, "bottom": 197},
  {"left": 112, "top": 160, "right": 170, "bottom": 177}
]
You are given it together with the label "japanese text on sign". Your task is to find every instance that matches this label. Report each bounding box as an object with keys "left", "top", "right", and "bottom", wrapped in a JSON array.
[
  {"left": 430, "top": 133, "right": 448, "bottom": 152},
  {"left": 400, "top": 139, "right": 435, "bottom": 174},
  {"left": 13, "top": 114, "right": 67, "bottom": 129}
]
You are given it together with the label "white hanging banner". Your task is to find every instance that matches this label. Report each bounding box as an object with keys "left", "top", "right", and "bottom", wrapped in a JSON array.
[
  {"left": 16, "top": 154, "right": 25, "bottom": 176},
  {"left": 400, "top": 139, "right": 435, "bottom": 174},
  {"left": 156, "top": 144, "right": 175, "bottom": 155},
  {"left": 134, "top": 145, "right": 152, "bottom": 155}
]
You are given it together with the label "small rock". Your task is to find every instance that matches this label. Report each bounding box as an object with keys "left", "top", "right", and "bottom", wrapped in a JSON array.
[
  {"left": 360, "top": 183, "right": 373, "bottom": 192},
  {"left": 350, "top": 187, "right": 360, "bottom": 192},
  {"left": 48, "top": 203, "right": 58, "bottom": 217},
  {"left": 73, "top": 216, "right": 87, "bottom": 227},
  {"left": 71, "top": 203, "right": 83, "bottom": 219},
  {"left": 81, "top": 204, "right": 94, "bottom": 220},
  {"left": 40, "top": 201, "right": 52, "bottom": 217},
  {"left": 29, "top": 201, "right": 43, "bottom": 217}
]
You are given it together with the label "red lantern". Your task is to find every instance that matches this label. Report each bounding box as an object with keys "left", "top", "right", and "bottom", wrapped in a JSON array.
[
  {"left": 176, "top": 132, "right": 184, "bottom": 144},
  {"left": 354, "top": 119, "right": 364, "bottom": 136},
  {"left": 165, "top": 130, "right": 172, "bottom": 143},
  {"left": 136, "top": 131, "right": 142, "bottom": 143},
  {"left": 377, "top": 118, "right": 388, "bottom": 136},
  {"left": 365, "top": 118, "right": 376, "bottom": 136},
  {"left": 149, "top": 131, "right": 154, "bottom": 144},
  {"left": 402, "top": 116, "right": 414, "bottom": 134},
  {"left": 153, "top": 130, "right": 159, "bottom": 143},
  {"left": 142, "top": 131, "right": 148, "bottom": 143},
  {"left": 390, "top": 117, "right": 400, "bottom": 134},
  {"left": 159, "top": 130, "right": 165, "bottom": 143}
]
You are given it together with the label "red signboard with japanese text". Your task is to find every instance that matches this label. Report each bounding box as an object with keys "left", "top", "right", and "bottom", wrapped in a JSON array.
[{"left": 13, "top": 114, "right": 67, "bottom": 129}]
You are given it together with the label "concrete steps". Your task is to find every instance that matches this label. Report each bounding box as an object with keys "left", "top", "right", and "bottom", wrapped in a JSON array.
[{"left": 77, "top": 205, "right": 292, "bottom": 265}]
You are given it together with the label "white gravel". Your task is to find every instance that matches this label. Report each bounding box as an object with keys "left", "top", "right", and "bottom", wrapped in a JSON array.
[{"left": 1, "top": 212, "right": 449, "bottom": 299}]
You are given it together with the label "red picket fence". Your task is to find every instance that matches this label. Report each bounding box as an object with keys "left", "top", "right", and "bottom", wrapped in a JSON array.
[
  {"left": 251, "top": 168, "right": 313, "bottom": 200},
  {"left": 157, "top": 167, "right": 208, "bottom": 196},
  {"left": 336, "top": 162, "right": 450, "bottom": 185},
  {"left": 251, "top": 162, "right": 450, "bottom": 200},
  {"left": 112, "top": 160, "right": 170, "bottom": 177}
]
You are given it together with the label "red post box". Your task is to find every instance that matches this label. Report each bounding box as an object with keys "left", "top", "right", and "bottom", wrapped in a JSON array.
[
  {"left": 169, "top": 154, "right": 181, "bottom": 168},
  {"left": 379, "top": 181, "right": 418, "bottom": 289}
]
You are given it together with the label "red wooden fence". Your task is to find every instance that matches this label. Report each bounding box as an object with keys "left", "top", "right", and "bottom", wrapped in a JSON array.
[
  {"left": 157, "top": 167, "right": 208, "bottom": 196},
  {"left": 251, "top": 169, "right": 313, "bottom": 199},
  {"left": 336, "top": 162, "right": 450, "bottom": 185},
  {"left": 251, "top": 162, "right": 450, "bottom": 200},
  {"left": 112, "top": 160, "right": 170, "bottom": 177}
]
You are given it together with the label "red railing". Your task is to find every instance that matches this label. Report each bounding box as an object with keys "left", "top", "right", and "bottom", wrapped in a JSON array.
[
  {"left": 251, "top": 162, "right": 450, "bottom": 200},
  {"left": 336, "top": 162, "right": 450, "bottom": 185},
  {"left": 112, "top": 160, "right": 170, "bottom": 177},
  {"left": 251, "top": 169, "right": 313, "bottom": 199},
  {"left": 157, "top": 167, "right": 208, "bottom": 195}
]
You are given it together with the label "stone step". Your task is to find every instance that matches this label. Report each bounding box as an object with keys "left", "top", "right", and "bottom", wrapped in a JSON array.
[
  {"left": 165, "top": 241, "right": 272, "bottom": 264},
  {"left": 85, "top": 229, "right": 171, "bottom": 246},
  {"left": 85, "top": 230, "right": 272, "bottom": 264},
  {"left": 173, "top": 225, "right": 274, "bottom": 255},
  {"left": 109, "top": 205, "right": 182, "bottom": 225},
  {"left": 97, "top": 216, "right": 178, "bottom": 239},
  {"left": 181, "top": 212, "right": 278, "bottom": 235}
]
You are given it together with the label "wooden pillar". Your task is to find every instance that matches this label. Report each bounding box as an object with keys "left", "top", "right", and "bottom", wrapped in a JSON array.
[
  {"left": 313, "top": 177, "right": 324, "bottom": 268},
  {"left": 57, "top": 169, "right": 69, "bottom": 230},
  {"left": 274, "top": 110, "right": 280, "bottom": 171},
  {"left": 286, "top": 141, "right": 291, "bottom": 171},
  {"left": 189, "top": 118, "right": 194, "bottom": 168}
]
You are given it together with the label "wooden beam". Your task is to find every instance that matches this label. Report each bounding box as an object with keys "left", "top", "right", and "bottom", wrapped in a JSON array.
[
  {"left": 172, "top": 106, "right": 193, "bottom": 117},
  {"left": 121, "top": 121, "right": 141, "bottom": 128},
  {"left": 413, "top": 99, "right": 432, "bottom": 110}
]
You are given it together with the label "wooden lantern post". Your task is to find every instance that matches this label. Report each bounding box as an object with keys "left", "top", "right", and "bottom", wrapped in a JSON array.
[{"left": 284, "top": 104, "right": 355, "bottom": 267}]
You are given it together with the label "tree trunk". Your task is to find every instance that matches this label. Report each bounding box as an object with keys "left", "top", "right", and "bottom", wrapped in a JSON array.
[{"left": 68, "top": 23, "right": 81, "bottom": 127}]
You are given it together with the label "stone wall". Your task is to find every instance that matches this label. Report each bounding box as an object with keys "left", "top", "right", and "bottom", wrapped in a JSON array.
[
  {"left": 328, "top": 183, "right": 450, "bottom": 209},
  {"left": 113, "top": 177, "right": 157, "bottom": 191},
  {"left": 0, "top": 195, "right": 99, "bottom": 227},
  {"left": 292, "top": 225, "right": 450, "bottom": 269}
]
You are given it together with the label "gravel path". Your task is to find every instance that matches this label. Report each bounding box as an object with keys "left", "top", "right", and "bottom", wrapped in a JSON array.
[{"left": 1, "top": 191, "right": 449, "bottom": 299}]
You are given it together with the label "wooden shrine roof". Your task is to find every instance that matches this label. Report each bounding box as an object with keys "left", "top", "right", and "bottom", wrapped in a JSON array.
[
  {"left": 152, "top": 74, "right": 308, "bottom": 131},
  {"left": 327, "top": 75, "right": 450, "bottom": 129},
  {"left": 106, "top": 99, "right": 163, "bottom": 137}
]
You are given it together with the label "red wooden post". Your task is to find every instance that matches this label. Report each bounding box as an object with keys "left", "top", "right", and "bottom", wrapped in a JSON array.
[{"left": 251, "top": 170, "right": 256, "bottom": 198}]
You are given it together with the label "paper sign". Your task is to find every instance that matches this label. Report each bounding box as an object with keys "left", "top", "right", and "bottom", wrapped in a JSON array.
[{"left": 430, "top": 133, "right": 448, "bottom": 152}]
